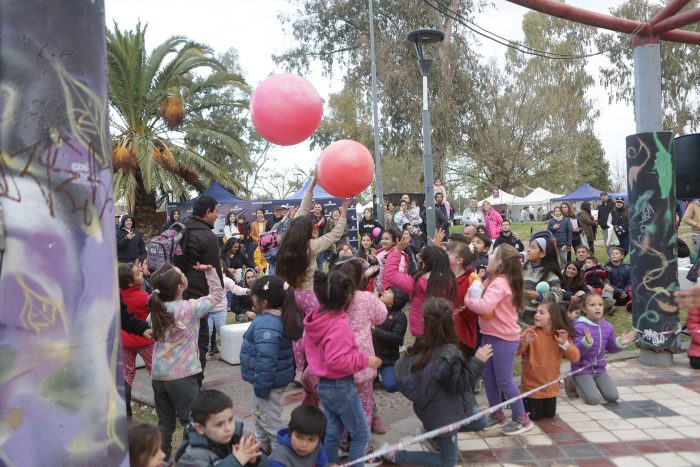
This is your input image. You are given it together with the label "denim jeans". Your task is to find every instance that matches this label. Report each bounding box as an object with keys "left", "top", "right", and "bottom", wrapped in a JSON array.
[
  {"left": 317, "top": 376, "right": 370, "bottom": 465},
  {"left": 208, "top": 310, "right": 227, "bottom": 352},
  {"left": 394, "top": 433, "right": 458, "bottom": 466},
  {"left": 379, "top": 364, "right": 397, "bottom": 392},
  {"left": 152, "top": 375, "right": 199, "bottom": 460},
  {"left": 460, "top": 406, "right": 487, "bottom": 432}
]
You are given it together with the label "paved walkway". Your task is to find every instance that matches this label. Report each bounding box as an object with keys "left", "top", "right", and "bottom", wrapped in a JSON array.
[{"left": 131, "top": 351, "right": 700, "bottom": 466}]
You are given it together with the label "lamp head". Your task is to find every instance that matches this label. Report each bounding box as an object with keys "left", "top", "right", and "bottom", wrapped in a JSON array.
[{"left": 407, "top": 28, "right": 445, "bottom": 75}]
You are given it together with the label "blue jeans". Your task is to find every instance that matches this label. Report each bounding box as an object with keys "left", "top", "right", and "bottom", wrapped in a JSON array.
[
  {"left": 379, "top": 364, "right": 397, "bottom": 392},
  {"left": 460, "top": 406, "right": 487, "bottom": 432},
  {"left": 394, "top": 433, "right": 457, "bottom": 466},
  {"left": 317, "top": 376, "right": 370, "bottom": 465},
  {"left": 208, "top": 310, "right": 227, "bottom": 352}
]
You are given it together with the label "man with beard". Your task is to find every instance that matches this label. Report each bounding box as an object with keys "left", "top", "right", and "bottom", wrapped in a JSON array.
[{"left": 493, "top": 220, "right": 524, "bottom": 252}]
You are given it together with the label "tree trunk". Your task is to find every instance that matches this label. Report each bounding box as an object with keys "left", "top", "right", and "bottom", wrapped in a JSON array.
[{"left": 133, "top": 169, "right": 162, "bottom": 238}]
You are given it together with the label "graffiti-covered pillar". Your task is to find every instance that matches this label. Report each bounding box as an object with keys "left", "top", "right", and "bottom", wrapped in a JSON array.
[
  {"left": 626, "top": 132, "right": 680, "bottom": 365},
  {"left": 0, "top": 1, "right": 128, "bottom": 465}
]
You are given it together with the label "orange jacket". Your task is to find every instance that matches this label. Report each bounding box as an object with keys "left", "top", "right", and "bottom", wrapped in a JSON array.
[
  {"left": 250, "top": 219, "right": 267, "bottom": 242},
  {"left": 518, "top": 327, "right": 580, "bottom": 398}
]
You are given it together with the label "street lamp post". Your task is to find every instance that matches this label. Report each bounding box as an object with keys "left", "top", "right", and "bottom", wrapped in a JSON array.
[{"left": 407, "top": 28, "right": 444, "bottom": 239}]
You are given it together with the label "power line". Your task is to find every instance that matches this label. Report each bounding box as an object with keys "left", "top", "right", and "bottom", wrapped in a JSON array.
[{"left": 424, "top": 0, "right": 643, "bottom": 60}]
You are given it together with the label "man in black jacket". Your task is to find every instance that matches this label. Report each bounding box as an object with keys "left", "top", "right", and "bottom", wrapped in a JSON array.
[
  {"left": 435, "top": 193, "right": 452, "bottom": 232},
  {"left": 597, "top": 192, "right": 614, "bottom": 257},
  {"left": 174, "top": 195, "right": 224, "bottom": 388},
  {"left": 493, "top": 220, "right": 524, "bottom": 252}
]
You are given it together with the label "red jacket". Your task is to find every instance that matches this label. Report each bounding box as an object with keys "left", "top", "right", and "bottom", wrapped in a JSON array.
[
  {"left": 120, "top": 286, "right": 152, "bottom": 349},
  {"left": 453, "top": 269, "right": 479, "bottom": 349},
  {"left": 688, "top": 307, "right": 700, "bottom": 358}
]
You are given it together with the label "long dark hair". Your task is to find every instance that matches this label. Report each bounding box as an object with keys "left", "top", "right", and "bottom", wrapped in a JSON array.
[
  {"left": 414, "top": 246, "right": 457, "bottom": 302},
  {"left": 358, "top": 233, "right": 376, "bottom": 261},
  {"left": 250, "top": 276, "right": 300, "bottom": 338},
  {"left": 561, "top": 261, "right": 583, "bottom": 292},
  {"left": 580, "top": 202, "right": 592, "bottom": 215},
  {"left": 148, "top": 263, "right": 182, "bottom": 341},
  {"left": 485, "top": 244, "right": 525, "bottom": 311},
  {"left": 407, "top": 297, "right": 458, "bottom": 372},
  {"left": 528, "top": 235, "right": 563, "bottom": 282},
  {"left": 333, "top": 258, "right": 364, "bottom": 288},
  {"left": 539, "top": 302, "right": 576, "bottom": 338},
  {"left": 225, "top": 211, "right": 237, "bottom": 226},
  {"left": 313, "top": 270, "right": 355, "bottom": 312},
  {"left": 221, "top": 237, "right": 242, "bottom": 260},
  {"left": 277, "top": 216, "right": 313, "bottom": 289}
]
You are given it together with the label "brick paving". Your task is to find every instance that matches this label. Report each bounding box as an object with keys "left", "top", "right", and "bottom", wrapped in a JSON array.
[{"left": 131, "top": 351, "right": 700, "bottom": 466}]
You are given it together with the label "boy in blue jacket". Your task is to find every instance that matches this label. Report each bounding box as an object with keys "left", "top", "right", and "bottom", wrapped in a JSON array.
[
  {"left": 269, "top": 405, "right": 329, "bottom": 467},
  {"left": 603, "top": 247, "right": 632, "bottom": 310}
]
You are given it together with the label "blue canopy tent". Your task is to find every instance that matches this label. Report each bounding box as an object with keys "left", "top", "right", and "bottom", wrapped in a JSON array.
[
  {"left": 167, "top": 182, "right": 258, "bottom": 237},
  {"left": 266, "top": 178, "right": 359, "bottom": 247},
  {"left": 551, "top": 183, "right": 603, "bottom": 202}
]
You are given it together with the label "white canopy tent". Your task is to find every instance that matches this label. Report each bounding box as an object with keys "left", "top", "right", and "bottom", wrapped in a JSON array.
[
  {"left": 478, "top": 190, "right": 528, "bottom": 206},
  {"left": 523, "top": 187, "right": 563, "bottom": 204}
]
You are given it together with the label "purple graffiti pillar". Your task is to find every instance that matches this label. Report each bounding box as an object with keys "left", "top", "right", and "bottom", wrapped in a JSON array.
[
  {"left": 626, "top": 132, "right": 680, "bottom": 365},
  {"left": 0, "top": 0, "right": 128, "bottom": 465}
]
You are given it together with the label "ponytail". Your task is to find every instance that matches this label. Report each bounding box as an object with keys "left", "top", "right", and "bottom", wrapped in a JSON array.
[
  {"left": 148, "top": 263, "right": 181, "bottom": 341},
  {"left": 313, "top": 270, "right": 355, "bottom": 312},
  {"left": 250, "top": 275, "right": 301, "bottom": 339}
]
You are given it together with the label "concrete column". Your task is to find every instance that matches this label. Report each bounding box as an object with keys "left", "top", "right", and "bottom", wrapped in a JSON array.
[{"left": 0, "top": 0, "right": 128, "bottom": 463}]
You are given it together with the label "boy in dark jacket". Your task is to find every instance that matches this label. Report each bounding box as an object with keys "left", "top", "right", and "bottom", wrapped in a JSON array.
[
  {"left": 176, "top": 390, "right": 264, "bottom": 467},
  {"left": 269, "top": 405, "right": 329, "bottom": 467},
  {"left": 372, "top": 287, "right": 409, "bottom": 392},
  {"left": 604, "top": 247, "right": 632, "bottom": 309}
]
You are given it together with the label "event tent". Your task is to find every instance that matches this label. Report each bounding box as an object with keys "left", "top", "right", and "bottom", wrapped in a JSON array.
[
  {"left": 524, "top": 187, "right": 563, "bottom": 204},
  {"left": 551, "top": 183, "right": 603, "bottom": 202},
  {"left": 199, "top": 181, "right": 246, "bottom": 203},
  {"left": 479, "top": 190, "right": 528, "bottom": 206}
]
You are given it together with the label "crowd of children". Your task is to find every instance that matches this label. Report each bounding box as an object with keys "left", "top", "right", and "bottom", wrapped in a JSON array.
[{"left": 121, "top": 179, "right": 700, "bottom": 467}]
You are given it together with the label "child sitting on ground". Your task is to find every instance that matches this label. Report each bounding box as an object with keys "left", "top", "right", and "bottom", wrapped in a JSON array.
[
  {"left": 572, "top": 293, "right": 637, "bottom": 405},
  {"left": 582, "top": 256, "right": 616, "bottom": 312},
  {"left": 372, "top": 286, "right": 409, "bottom": 392},
  {"left": 175, "top": 390, "right": 264, "bottom": 466},
  {"left": 269, "top": 405, "right": 329, "bottom": 467},
  {"left": 603, "top": 247, "right": 632, "bottom": 310},
  {"left": 574, "top": 245, "right": 590, "bottom": 269}
]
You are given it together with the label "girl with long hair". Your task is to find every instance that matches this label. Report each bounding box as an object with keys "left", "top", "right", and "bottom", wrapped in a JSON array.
[
  {"left": 383, "top": 298, "right": 491, "bottom": 466},
  {"left": 374, "top": 229, "right": 408, "bottom": 293},
  {"left": 547, "top": 206, "right": 573, "bottom": 266},
  {"left": 561, "top": 202, "right": 581, "bottom": 259},
  {"left": 276, "top": 175, "right": 351, "bottom": 380},
  {"left": 240, "top": 276, "right": 302, "bottom": 453},
  {"left": 148, "top": 262, "right": 224, "bottom": 459},
  {"left": 522, "top": 233, "right": 564, "bottom": 324},
  {"left": 304, "top": 270, "right": 382, "bottom": 465},
  {"left": 561, "top": 261, "right": 587, "bottom": 312},
  {"left": 464, "top": 244, "right": 532, "bottom": 436},
  {"left": 519, "top": 302, "right": 579, "bottom": 420},
  {"left": 358, "top": 207, "right": 382, "bottom": 241},
  {"left": 221, "top": 237, "right": 255, "bottom": 273},
  {"left": 223, "top": 211, "right": 240, "bottom": 242},
  {"left": 384, "top": 233, "right": 457, "bottom": 337}
]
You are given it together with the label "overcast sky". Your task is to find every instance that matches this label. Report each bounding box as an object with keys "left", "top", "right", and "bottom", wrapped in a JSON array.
[{"left": 105, "top": 0, "right": 635, "bottom": 180}]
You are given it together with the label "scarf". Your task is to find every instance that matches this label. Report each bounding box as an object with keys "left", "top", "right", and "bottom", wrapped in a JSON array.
[{"left": 552, "top": 214, "right": 564, "bottom": 221}]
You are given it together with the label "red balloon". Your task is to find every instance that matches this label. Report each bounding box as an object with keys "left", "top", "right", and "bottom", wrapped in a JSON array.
[
  {"left": 317, "top": 140, "right": 375, "bottom": 198},
  {"left": 250, "top": 74, "right": 323, "bottom": 146}
]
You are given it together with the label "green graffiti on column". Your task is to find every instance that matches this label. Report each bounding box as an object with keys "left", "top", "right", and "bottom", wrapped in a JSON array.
[{"left": 652, "top": 132, "right": 673, "bottom": 199}]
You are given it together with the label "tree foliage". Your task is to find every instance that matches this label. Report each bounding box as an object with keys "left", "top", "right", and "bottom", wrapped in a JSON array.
[
  {"left": 107, "top": 23, "right": 247, "bottom": 233},
  {"left": 597, "top": 0, "right": 700, "bottom": 134}
]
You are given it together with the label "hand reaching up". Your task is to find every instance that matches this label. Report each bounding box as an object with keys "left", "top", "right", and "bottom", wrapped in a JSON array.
[
  {"left": 555, "top": 329, "right": 569, "bottom": 346},
  {"left": 192, "top": 262, "right": 212, "bottom": 271},
  {"left": 428, "top": 227, "right": 445, "bottom": 246},
  {"left": 619, "top": 330, "right": 637, "bottom": 346}
]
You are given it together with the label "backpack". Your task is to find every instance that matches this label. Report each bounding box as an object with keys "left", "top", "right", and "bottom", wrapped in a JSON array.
[{"left": 146, "top": 223, "right": 186, "bottom": 272}]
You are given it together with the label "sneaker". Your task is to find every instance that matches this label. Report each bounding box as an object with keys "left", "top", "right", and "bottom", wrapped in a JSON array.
[
  {"left": 473, "top": 377, "right": 483, "bottom": 394},
  {"left": 482, "top": 414, "right": 507, "bottom": 431},
  {"left": 604, "top": 298, "right": 616, "bottom": 312},
  {"left": 371, "top": 415, "right": 386, "bottom": 434},
  {"left": 502, "top": 415, "right": 534, "bottom": 436},
  {"left": 293, "top": 370, "right": 303, "bottom": 387}
]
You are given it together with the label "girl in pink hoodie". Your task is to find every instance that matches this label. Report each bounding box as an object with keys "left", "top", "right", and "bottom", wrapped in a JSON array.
[
  {"left": 384, "top": 233, "right": 457, "bottom": 337},
  {"left": 464, "top": 244, "right": 532, "bottom": 436},
  {"left": 304, "top": 270, "right": 382, "bottom": 466}
]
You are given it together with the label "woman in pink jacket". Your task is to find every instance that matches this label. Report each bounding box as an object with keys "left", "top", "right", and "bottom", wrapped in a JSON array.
[
  {"left": 482, "top": 200, "right": 503, "bottom": 240},
  {"left": 384, "top": 233, "right": 456, "bottom": 337}
]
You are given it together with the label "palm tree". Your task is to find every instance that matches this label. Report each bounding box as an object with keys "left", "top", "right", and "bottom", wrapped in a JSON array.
[{"left": 107, "top": 22, "right": 247, "bottom": 234}]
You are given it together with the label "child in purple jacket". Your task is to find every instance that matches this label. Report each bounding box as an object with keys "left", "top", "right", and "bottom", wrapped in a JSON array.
[{"left": 571, "top": 293, "right": 636, "bottom": 405}]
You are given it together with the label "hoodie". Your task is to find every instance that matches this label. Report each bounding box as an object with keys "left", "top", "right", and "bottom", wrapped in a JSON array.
[
  {"left": 303, "top": 307, "right": 368, "bottom": 379},
  {"left": 268, "top": 428, "right": 329, "bottom": 467},
  {"left": 116, "top": 214, "right": 146, "bottom": 263}
]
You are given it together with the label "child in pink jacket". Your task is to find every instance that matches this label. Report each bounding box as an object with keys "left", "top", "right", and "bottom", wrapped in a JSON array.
[
  {"left": 384, "top": 234, "right": 456, "bottom": 337},
  {"left": 304, "top": 270, "right": 382, "bottom": 465}
]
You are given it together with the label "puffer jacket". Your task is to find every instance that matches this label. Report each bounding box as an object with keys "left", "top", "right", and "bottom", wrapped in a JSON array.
[
  {"left": 395, "top": 344, "right": 483, "bottom": 436},
  {"left": 173, "top": 215, "right": 224, "bottom": 299},
  {"left": 604, "top": 261, "right": 631, "bottom": 295},
  {"left": 240, "top": 310, "right": 300, "bottom": 399},
  {"left": 547, "top": 216, "right": 573, "bottom": 247},
  {"left": 687, "top": 307, "right": 700, "bottom": 358},
  {"left": 572, "top": 316, "right": 626, "bottom": 375}
]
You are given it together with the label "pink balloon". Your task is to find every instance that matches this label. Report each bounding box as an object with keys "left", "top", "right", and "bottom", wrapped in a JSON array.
[
  {"left": 372, "top": 227, "right": 382, "bottom": 238},
  {"left": 317, "top": 140, "right": 375, "bottom": 198},
  {"left": 250, "top": 74, "right": 323, "bottom": 146}
]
